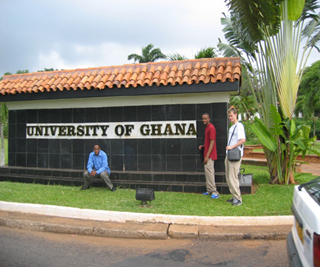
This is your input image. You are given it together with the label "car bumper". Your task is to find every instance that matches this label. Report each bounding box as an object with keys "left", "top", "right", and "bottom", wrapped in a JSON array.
[{"left": 287, "top": 231, "right": 303, "bottom": 267}]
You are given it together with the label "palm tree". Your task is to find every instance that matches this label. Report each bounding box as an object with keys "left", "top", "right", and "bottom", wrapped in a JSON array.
[
  {"left": 127, "top": 44, "right": 166, "bottom": 63},
  {"left": 166, "top": 53, "right": 187, "bottom": 61},
  {"left": 219, "top": 0, "right": 320, "bottom": 184},
  {"left": 194, "top": 47, "right": 217, "bottom": 59}
]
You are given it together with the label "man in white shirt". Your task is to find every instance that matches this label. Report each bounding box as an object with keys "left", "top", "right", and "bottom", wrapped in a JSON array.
[{"left": 225, "top": 107, "right": 246, "bottom": 206}]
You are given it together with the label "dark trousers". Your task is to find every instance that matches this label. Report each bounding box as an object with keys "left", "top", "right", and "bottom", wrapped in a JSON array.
[{"left": 83, "top": 171, "right": 113, "bottom": 190}]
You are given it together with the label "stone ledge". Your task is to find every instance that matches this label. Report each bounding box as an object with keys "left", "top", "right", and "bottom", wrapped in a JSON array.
[{"left": 168, "top": 224, "right": 198, "bottom": 239}]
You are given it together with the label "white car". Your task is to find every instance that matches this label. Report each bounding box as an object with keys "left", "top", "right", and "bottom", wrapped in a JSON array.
[{"left": 287, "top": 177, "right": 320, "bottom": 267}]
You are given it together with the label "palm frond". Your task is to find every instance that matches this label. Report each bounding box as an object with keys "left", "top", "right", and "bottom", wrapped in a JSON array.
[{"left": 225, "top": 0, "right": 283, "bottom": 42}]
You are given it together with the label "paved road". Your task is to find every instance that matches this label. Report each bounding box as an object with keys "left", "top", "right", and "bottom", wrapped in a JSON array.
[{"left": 0, "top": 226, "right": 289, "bottom": 267}]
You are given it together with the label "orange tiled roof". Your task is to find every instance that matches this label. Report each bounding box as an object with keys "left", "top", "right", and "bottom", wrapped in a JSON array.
[{"left": 0, "top": 58, "right": 241, "bottom": 95}]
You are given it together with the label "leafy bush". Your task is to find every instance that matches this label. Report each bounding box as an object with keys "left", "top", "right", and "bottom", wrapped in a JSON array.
[
  {"left": 295, "top": 118, "right": 320, "bottom": 140},
  {"left": 240, "top": 120, "right": 260, "bottom": 145}
]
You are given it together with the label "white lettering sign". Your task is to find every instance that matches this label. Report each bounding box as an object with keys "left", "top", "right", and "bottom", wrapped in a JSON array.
[{"left": 26, "top": 121, "right": 197, "bottom": 139}]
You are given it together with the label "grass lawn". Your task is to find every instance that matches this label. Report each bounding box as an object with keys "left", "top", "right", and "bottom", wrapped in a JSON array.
[{"left": 0, "top": 164, "right": 317, "bottom": 217}]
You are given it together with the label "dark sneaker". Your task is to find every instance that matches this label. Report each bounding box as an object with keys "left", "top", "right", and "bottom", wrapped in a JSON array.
[
  {"left": 232, "top": 199, "right": 242, "bottom": 206},
  {"left": 226, "top": 198, "right": 234, "bottom": 203},
  {"left": 211, "top": 193, "right": 220, "bottom": 199},
  {"left": 111, "top": 186, "right": 117, "bottom": 192},
  {"left": 203, "top": 192, "right": 210, "bottom": 195},
  {"left": 80, "top": 186, "right": 90, "bottom": 190}
]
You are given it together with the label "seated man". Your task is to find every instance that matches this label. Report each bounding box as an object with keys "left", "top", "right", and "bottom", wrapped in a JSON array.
[{"left": 81, "top": 144, "right": 116, "bottom": 191}]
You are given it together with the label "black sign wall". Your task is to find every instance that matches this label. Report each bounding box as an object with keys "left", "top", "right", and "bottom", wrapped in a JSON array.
[{"left": 7, "top": 102, "right": 229, "bottom": 192}]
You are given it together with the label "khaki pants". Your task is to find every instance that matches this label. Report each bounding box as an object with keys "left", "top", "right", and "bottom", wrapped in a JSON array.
[
  {"left": 83, "top": 171, "right": 113, "bottom": 190},
  {"left": 225, "top": 156, "right": 242, "bottom": 201},
  {"left": 204, "top": 158, "right": 219, "bottom": 195}
]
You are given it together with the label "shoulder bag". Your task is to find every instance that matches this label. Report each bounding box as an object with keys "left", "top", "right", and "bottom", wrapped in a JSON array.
[{"left": 227, "top": 123, "right": 241, "bottom": 161}]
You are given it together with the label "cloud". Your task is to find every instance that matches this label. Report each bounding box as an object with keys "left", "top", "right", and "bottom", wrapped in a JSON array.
[
  {"left": 1, "top": 0, "right": 318, "bottom": 77},
  {"left": 0, "top": 0, "right": 230, "bottom": 75}
]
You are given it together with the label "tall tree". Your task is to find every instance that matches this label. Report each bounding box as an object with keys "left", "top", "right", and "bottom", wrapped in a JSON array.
[
  {"left": 194, "top": 47, "right": 217, "bottom": 59},
  {"left": 295, "top": 60, "right": 320, "bottom": 136},
  {"left": 127, "top": 44, "right": 166, "bottom": 63},
  {"left": 37, "top": 68, "right": 59, "bottom": 72},
  {"left": 166, "top": 53, "right": 188, "bottom": 61},
  {"left": 15, "top": 70, "right": 29, "bottom": 74},
  {"left": 219, "top": 0, "right": 320, "bottom": 184}
]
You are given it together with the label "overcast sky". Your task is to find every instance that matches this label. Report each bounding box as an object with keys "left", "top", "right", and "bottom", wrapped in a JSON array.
[{"left": 1, "top": 0, "right": 319, "bottom": 77}]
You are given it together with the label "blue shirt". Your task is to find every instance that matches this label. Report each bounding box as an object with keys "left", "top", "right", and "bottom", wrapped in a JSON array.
[{"left": 87, "top": 150, "right": 110, "bottom": 175}]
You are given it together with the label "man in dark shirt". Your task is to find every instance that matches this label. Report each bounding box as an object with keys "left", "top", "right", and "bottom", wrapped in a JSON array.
[{"left": 199, "top": 113, "right": 219, "bottom": 199}]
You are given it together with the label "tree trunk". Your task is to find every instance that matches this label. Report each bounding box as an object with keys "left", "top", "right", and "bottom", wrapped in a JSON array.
[
  {"left": 265, "top": 149, "right": 279, "bottom": 184},
  {"left": 289, "top": 171, "right": 295, "bottom": 184}
]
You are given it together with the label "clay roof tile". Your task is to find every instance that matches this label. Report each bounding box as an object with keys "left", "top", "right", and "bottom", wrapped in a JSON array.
[
  {"left": 134, "top": 67, "right": 141, "bottom": 74},
  {"left": 0, "top": 58, "right": 241, "bottom": 95},
  {"left": 160, "top": 71, "right": 168, "bottom": 81},
  {"left": 178, "top": 64, "right": 185, "bottom": 71},
  {"left": 163, "top": 65, "right": 170, "bottom": 73},
  {"left": 87, "top": 74, "right": 95, "bottom": 84},
  {"left": 186, "top": 63, "right": 192, "bottom": 70},
  {"left": 194, "top": 62, "right": 201, "bottom": 70},
  {"left": 182, "top": 75, "right": 190, "bottom": 84},
  {"left": 137, "top": 71, "right": 146, "bottom": 83},
  {"left": 209, "top": 65, "right": 217, "bottom": 76},
  {"left": 141, "top": 66, "right": 148, "bottom": 73},
  {"left": 57, "top": 84, "right": 64, "bottom": 91},
  {"left": 191, "top": 68, "right": 199, "bottom": 77},
  {"left": 115, "top": 72, "right": 124, "bottom": 82}
]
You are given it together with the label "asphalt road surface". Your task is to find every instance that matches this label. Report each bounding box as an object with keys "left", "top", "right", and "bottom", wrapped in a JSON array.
[{"left": 0, "top": 226, "right": 289, "bottom": 267}]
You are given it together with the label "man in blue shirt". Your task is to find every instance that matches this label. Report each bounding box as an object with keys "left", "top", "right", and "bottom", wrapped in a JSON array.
[{"left": 81, "top": 144, "right": 116, "bottom": 191}]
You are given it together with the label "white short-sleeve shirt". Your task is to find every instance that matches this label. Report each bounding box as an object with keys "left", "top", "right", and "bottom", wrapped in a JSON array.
[{"left": 227, "top": 122, "right": 246, "bottom": 156}]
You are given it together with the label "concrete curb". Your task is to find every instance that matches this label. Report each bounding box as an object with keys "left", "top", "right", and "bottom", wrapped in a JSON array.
[
  {"left": 0, "top": 210, "right": 169, "bottom": 239},
  {"left": 0, "top": 201, "right": 294, "bottom": 226},
  {"left": 0, "top": 201, "right": 293, "bottom": 240}
]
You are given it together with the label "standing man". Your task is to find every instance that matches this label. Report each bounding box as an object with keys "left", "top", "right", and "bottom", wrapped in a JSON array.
[
  {"left": 225, "top": 107, "right": 246, "bottom": 206},
  {"left": 199, "top": 113, "right": 219, "bottom": 199},
  {"left": 81, "top": 144, "right": 116, "bottom": 191}
]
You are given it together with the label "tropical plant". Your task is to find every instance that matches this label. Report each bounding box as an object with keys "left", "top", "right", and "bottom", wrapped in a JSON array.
[
  {"left": 219, "top": 0, "right": 320, "bottom": 184},
  {"left": 37, "top": 68, "right": 58, "bottom": 72},
  {"left": 15, "top": 70, "right": 29, "bottom": 74},
  {"left": 127, "top": 44, "right": 166, "bottom": 63},
  {"left": 194, "top": 47, "right": 217, "bottom": 59},
  {"left": 252, "top": 105, "right": 320, "bottom": 184},
  {"left": 230, "top": 93, "right": 257, "bottom": 121},
  {"left": 166, "top": 53, "right": 188, "bottom": 61}
]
